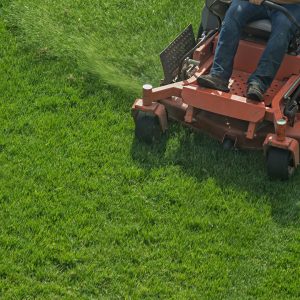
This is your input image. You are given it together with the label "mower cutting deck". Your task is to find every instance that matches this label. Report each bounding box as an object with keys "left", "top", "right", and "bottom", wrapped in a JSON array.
[{"left": 132, "top": 0, "right": 300, "bottom": 180}]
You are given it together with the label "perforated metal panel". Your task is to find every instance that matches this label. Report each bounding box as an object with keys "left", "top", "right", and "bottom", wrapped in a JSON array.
[
  {"left": 229, "top": 70, "right": 284, "bottom": 105},
  {"left": 160, "top": 25, "right": 196, "bottom": 85}
]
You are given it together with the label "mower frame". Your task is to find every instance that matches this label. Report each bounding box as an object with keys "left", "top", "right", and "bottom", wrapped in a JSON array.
[{"left": 132, "top": 1, "right": 300, "bottom": 179}]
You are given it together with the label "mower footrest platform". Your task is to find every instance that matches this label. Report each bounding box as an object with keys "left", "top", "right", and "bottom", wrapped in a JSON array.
[{"left": 182, "top": 85, "right": 266, "bottom": 123}]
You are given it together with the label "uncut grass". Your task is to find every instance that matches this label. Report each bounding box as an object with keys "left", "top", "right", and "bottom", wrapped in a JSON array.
[{"left": 0, "top": 1, "right": 299, "bottom": 299}]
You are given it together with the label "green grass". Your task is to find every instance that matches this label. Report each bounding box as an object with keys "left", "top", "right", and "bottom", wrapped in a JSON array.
[{"left": 0, "top": 1, "right": 299, "bottom": 299}]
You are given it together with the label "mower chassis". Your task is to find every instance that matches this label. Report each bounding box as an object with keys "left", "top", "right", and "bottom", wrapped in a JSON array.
[{"left": 132, "top": 32, "right": 300, "bottom": 177}]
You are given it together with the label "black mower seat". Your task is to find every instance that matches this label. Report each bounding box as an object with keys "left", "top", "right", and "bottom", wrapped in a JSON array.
[
  {"left": 202, "top": 0, "right": 298, "bottom": 52},
  {"left": 205, "top": 0, "right": 272, "bottom": 38},
  {"left": 245, "top": 19, "right": 272, "bottom": 38},
  {"left": 244, "top": 18, "right": 298, "bottom": 54}
]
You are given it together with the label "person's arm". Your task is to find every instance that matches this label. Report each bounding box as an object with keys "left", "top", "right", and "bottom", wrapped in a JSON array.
[
  {"left": 273, "top": 0, "right": 300, "bottom": 3},
  {"left": 250, "top": 0, "right": 300, "bottom": 4}
]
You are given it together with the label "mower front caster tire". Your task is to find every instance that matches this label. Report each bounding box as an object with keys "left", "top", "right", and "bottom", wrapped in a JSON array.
[
  {"left": 135, "top": 111, "right": 163, "bottom": 144},
  {"left": 266, "top": 147, "right": 295, "bottom": 180},
  {"left": 222, "top": 138, "right": 235, "bottom": 150}
]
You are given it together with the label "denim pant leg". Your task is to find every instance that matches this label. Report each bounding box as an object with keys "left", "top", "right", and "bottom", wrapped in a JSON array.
[
  {"left": 248, "top": 5, "right": 300, "bottom": 92},
  {"left": 211, "top": 0, "right": 268, "bottom": 81}
]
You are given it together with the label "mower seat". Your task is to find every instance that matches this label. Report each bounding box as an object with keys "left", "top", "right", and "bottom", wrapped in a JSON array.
[
  {"left": 245, "top": 19, "right": 272, "bottom": 39},
  {"left": 204, "top": 0, "right": 272, "bottom": 38},
  {"left": 203, "top": 0, "right": 299, "bottom": 52},
  {"left": 244, "top": 19, "right": 298, "bottom": 53}
]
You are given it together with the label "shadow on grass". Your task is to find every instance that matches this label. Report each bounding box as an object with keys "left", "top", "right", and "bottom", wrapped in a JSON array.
[
  {"left": 80, "top": 69, "right": 140, "bottom": 96},
  {"left": 72, "top": 71, "right": 299, "bottom": 227},
  {"left": 131, "top": 123, "right": 300, "bottom": 227}
]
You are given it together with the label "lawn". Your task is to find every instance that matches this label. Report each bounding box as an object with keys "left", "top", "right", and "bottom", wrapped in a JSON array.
[{"left": 0, "top": 0, "right": 299, "bottom": 299}]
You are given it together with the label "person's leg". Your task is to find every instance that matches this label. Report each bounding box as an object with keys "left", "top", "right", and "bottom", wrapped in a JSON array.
[
  {"left": 211, "top": 0, "right": 267, "bottom": 81},
  {"left": 248, "top": 4, "right": 300, "bottom": 93},
  {"left": 198, "top": 0, "right": 267, "bottom": 91}
]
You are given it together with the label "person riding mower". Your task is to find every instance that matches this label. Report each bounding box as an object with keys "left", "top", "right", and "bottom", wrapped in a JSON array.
[{"left": 198, "top": 0, "right": 300, "bottom": 102}]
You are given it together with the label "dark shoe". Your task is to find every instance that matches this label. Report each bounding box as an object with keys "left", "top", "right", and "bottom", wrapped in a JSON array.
[
  {"left": 247, "top": 82, "right": 264, "bottom": 102},
  {"left": 197, "top": 74, "right": 229, "bottom": 92}
]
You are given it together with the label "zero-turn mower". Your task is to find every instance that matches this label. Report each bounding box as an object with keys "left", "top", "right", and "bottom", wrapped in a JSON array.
[{"left": 132, "top": 0, "right": 300, "bottom": 180}]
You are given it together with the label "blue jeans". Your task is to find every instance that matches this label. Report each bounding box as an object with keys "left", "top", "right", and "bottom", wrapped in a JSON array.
[{"left": 210, "top": 0, "right": 300, "bottom": 92}]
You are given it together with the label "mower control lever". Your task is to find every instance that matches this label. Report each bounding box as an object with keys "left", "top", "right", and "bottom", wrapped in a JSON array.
[{"left": 262, "top": 0, "right": 300, "bottom": 30}]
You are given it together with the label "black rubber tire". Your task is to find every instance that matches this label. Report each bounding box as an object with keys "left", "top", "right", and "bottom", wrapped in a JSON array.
[
  {"left": 135, "top": 111, "right": 162, "bottom": 144},
  {"left": 222, "top": 138, "right": 235, "bottom": 150},
  {"left": 266, "top": 147, "right": 295, "bottom": 180}
]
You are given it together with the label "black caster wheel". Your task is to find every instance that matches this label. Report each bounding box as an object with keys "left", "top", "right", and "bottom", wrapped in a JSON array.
[
  {"left": 266, "top": 147, "right": 295, "bottom": 180},
  {"left": 135, "top": 111, "right": 163, "bottom": 144},
  {"left": 222, "top": 138, "right": 235, "bottom": 150}
]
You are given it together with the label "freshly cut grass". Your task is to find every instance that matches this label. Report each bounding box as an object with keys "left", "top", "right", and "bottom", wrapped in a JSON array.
[
  {"left": 3, "top": 0, "right": 201, "bottom": 92},
  {"left": 0, "top": 0, "right": 299, "bottom": 299}
]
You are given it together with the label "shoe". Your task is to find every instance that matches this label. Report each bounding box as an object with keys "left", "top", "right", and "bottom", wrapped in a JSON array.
[
  {"left": 247, "top": 82, "right": 264, "bottom": 102},
  {"left": 197, "top": 74, "right": 229, "bottom": 92}
]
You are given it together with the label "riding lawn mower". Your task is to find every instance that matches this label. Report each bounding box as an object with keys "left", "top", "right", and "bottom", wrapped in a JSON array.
[{"left": 132, "top": 0, "right": 300, "bottom": 180}]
